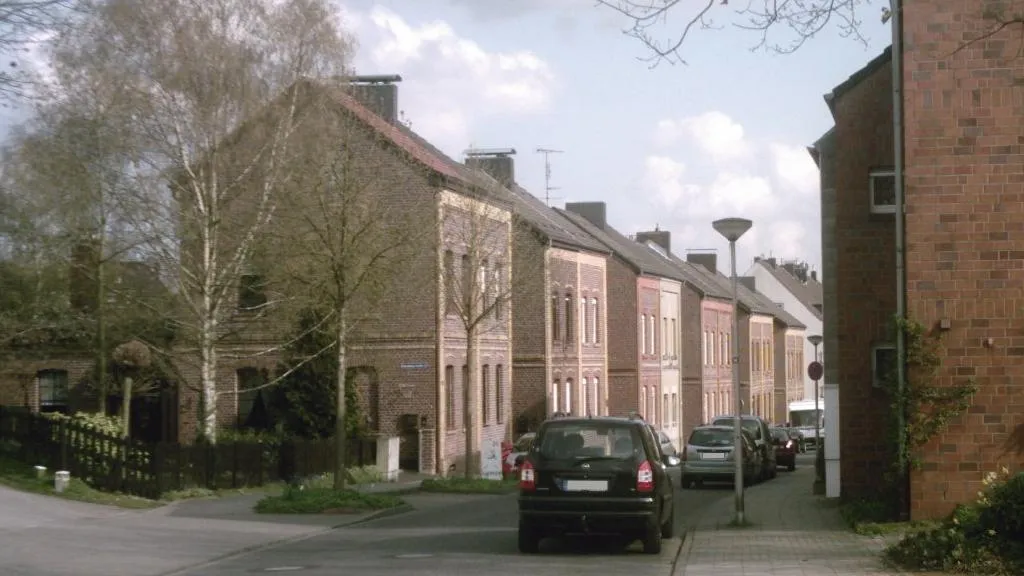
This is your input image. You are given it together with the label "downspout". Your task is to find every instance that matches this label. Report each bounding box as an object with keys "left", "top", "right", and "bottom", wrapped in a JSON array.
[{"left": 890, "top": 0, "right": 909, "bottom": 510}]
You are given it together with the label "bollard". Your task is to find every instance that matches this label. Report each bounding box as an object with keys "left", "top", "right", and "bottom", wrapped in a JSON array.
[
  {"left": 54, "top": 471, "right": 70, "bottom": 493},
  {"left": 34, "top": 465, "right": 47, "bottom": 479}
]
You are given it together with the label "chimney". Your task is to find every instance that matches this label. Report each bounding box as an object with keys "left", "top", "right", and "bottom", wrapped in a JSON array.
[
  {"left": 465, "top": 148, "right": 516, "bottom": 188},
  {"left": 687, "top": 252, "right": 717, "bottom": 274},
  {"left": 782, "top": 260, "right": 809, "bottom": 283},
  {"left": 346, "top": 74, "right": 402, "bottom": 123},
  {"left": 810, "top": 270, "right": 818, "bottom": 282},
  {"left": 636, "top": 229, "right": 671, "bottom": 254},
  {"left": 768, "top": 257, "right": 777, "bottom": 268},
  {"left": 740, "top": 276, "right": 756, "bottom": 292},
  {"left": 565, "top": 202, "right": 607, "bottom": 229}
]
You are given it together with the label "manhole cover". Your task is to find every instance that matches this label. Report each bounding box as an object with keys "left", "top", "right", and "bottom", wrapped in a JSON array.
[{"left": 394, "top": 553, "right": 434, "bottom": 559}]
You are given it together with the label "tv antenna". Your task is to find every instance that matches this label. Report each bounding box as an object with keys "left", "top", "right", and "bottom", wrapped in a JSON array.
[{"left": 535, "top": 147, "right": 564, "bottom": 206}]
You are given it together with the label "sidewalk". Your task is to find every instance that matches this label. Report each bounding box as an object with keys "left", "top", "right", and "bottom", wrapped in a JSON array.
[{"left": 677, "top": 462, "right": 900, "bottom": 576}]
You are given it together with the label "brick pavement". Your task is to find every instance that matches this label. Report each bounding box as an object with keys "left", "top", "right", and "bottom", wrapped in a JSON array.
[{"left": 675, "top": 460, "right": 900, "bottom": 576}]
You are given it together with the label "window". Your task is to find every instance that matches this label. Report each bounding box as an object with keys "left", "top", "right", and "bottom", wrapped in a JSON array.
[
  {"left": 552, "top": 380, "right": 560, "bottom": 415},
  {"left": 446, "top": 365, "right": 456, "bottom": 429},
  {"left": 461, "top": 364, "right": 469, "bottom": 427},
  {"left": 495, "top": 365, "right": 504, "bottom": 423},
  {"left": 712, "top": 332, "right": 718, "bottom": 365},
  {"left": 662, "top": 393, "right": 669, "bottom": 425},
  {"left": 563, "top": 379, "right": 573, "bottom": 414},
  {"left": 444, "top": 250, "right": 455, "bottom": 314},
  {"left": 590, "top": 377, "right": 599, "bottom": 416},
  {"left": 581, "top": 297, "right": 589, "bottom": 344},
  {"left": 590, "top": 298, "right": 599, "bottom": 344},
  {"left": 640, "top": 386, "right": 647, "bottom": 420},
  {"left": 640, "top": 315, "right": 647, "bottom": 354},
  {"left": 725, "top": 333, "right": 731, "bottom": 365},
  {"left": 703, "top": 330, "right": 709, "bottom": 365},
  {"left": 479, "top": 259, "right": 489, "bottom": 312},
  {"left": 649, "top": 387, "right": 657, "bottom": 425},
  {"left": 550, "top": 291, "right": 560, "bottom": 341},
  {"left": 482, "top": 364, "right": 491, "bottom": 424},
  {"left": 493, "top": 264, "right": 504, "bottom": 320},
  {"left": 236, "top": 368, "right": 266, "bottom": 427},
  {"left": 720, "top": 333, "right": 727, "bottom": 366},
  {"left": 37, "top": 369, "right": 69, "bottom": 412},
  {"left": 671, "top": 393, "right": 678, "bottom": 425},
  {"left": 238, "top": 274, "right": 267, "bottom": 310},
  {"left": 648, "top": 315, "right": 656, "bottom": 355},
  {"left": 662, "top": 317, "right": 668, "bottom": 357},
  {"left": 461, "top": 255, "right": 471, "bottom": 310},
  {"left": 582, "top": 377, "right": 590, "bottom": 415},
  {"left": 565, "top": 291, "right": 575, "bottom": 343},
  {"left": 870, "top": 169, "right": 897, "bottom": 214},
  {"left": 671, "top": 318, "right": 677, "bottom": 356},
  {"left": 873, "top": 344, "right": 897, "bottom": 388}
]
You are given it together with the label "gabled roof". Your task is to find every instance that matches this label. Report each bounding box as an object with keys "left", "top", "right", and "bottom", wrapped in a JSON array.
[
  {"left": 556, "top": 210, "right": 687, "bottom": 283},
  {"left": 824, "top": 46, "right": 892, "bottom": 115},
  {"left": 505, "top": 185, "right": 608, "bottom": 253},
  {"left": 744, "top": 286, "right": 807, "bottom": 330},
  {"left": 635, "top": 241, "right": 732, "bottom": 300},
  {"left": 686, "top": 262, "right": 769, "bottom": 315},
  {"left": 752, "top": 259, "right": 824, "bottom": 321}
]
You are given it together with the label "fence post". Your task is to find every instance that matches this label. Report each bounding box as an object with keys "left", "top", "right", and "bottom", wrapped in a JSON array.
[
  {"left": 60, "top": 421, "right": 69, "bottom": 471},
  {"left": 151, "top": 443, "right": 163, "bottom": 498}
]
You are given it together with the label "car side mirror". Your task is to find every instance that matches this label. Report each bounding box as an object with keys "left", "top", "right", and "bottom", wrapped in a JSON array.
[{"left": 663, "top": 455, "right": 681, "bottom": 467}]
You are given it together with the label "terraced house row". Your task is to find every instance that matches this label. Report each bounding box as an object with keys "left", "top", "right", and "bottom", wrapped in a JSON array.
[{"left": 0, "top": 75, "right": 813, "bottom": 476}]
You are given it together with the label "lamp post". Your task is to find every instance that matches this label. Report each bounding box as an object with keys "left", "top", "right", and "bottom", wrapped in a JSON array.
[
  {"left": 807, "top": 335, "right": 823, "bottom": 450},
  {"left": 712, "top": 217, "right": 753, "bottom": 526}
]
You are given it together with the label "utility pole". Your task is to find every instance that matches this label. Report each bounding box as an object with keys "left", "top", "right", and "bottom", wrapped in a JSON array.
[{"left": 535, "top": 147, "right": 563, "bottom": 206}]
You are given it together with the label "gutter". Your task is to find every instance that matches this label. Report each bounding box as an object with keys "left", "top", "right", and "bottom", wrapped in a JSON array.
[{"left": 891, "top": 0, "right": 909, "bottom": 484}]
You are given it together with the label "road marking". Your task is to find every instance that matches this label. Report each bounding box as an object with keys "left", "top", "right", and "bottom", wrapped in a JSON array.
[
  {"left": 264, "top": 567, "right": 306, "bottom": 572},
  {"left": 394, "top": 554, "right": 435, "bottom": 559}
]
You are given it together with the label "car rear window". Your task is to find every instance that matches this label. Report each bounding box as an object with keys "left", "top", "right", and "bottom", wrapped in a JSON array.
[
  {"left": 771, "top": 429, "right": 789, "bottom": 441},
  {"left": 513, "top": 434, "right": 535, "bottom": 452},
  {"left": 537, "top": 422, "right": 641, "bottom": 460},
  {"left": 688, "top": 428, "right": 733, "bottom": 447},
  {"left": 712, "top": 417, "right": 760, "bottom": 437}
]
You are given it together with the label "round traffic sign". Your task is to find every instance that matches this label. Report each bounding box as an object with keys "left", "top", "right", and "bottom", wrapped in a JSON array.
[{"left": 807, "top": 361, "right": 823, "bottom": 381}]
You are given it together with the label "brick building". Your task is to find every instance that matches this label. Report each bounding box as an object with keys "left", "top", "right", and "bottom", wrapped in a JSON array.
[
  {"left": 816, "top": 2, "right": 1024, "bottom": 519},
  {"left": 558, "top": 204, "right": 686, "bottom": 442},
  {"left": 461, "top": 150, "right": 610, "bottom": 436}
]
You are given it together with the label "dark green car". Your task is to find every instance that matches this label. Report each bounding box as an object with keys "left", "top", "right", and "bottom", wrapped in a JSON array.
[{"left": 517, "top": 415, "right": 679, "bottom": 555}]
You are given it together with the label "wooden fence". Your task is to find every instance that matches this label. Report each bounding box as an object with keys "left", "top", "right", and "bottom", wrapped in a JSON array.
[{"left": 0, "top": 407, "right": 376, "bottom": 499}]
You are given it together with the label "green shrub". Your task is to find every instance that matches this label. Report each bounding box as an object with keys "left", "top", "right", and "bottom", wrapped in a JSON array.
[
  {"left": 884, "top": 524, "right": 1008, "bottom": 574},
  {"left": 254, "top": 486, "right": 404, "bottom": 514},
  {"left": 41, "top": 412, "right": 150, "bottom": 483},
  {"left": 420, "top": 476, "right": 518, "bottom": 494},
  {"left": 979, "top": 471, "right": 1024, "bottom": 541}
]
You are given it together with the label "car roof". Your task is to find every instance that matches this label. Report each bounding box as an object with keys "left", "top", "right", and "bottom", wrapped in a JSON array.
[{"left": 691, "top": 425, "right": 736, "bottom": 432}]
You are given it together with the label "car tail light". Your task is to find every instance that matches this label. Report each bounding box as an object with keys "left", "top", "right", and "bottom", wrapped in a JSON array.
[
  {"left": 786, "top": 440, "right": 793, "bottom": 449},
  {"left": 519, "top": 460, "right": 536, "bottom": 491},
  {"left": 637, "top": 460, "right": 655, "bottom": 493}
]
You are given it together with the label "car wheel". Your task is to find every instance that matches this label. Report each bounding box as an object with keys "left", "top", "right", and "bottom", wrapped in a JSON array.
[
  {"left": 643, "top": 524, "right": 663, "bottom": 554},
  {"left": 517, "top": 522, "right": 540, "bottom": 554},
  {"left": 660, "top": 505, "right": 675, "bottom": 539}
]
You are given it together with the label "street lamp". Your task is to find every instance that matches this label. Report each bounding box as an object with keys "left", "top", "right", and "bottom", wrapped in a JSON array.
[
  {"left": 807, "top": 334, "right": 823, "bottom": 450},
  {"left": 712, "top": 217, "right": 752, "bottom": 525}
]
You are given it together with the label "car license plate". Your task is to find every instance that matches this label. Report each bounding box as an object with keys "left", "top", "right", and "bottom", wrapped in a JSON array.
[
  {"left": 563, "top": 479, "right": 608, "bottom": 492},
  {"left": 701, "top": 452, "right": 726, "bottom": 460}
]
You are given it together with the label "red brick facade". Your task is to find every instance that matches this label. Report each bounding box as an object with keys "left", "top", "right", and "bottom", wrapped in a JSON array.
[
  {"left": 700, "top": 299, "right": 734, "bottom": 423},
  {"left": 775, "top": 327, "right": 806, "bottom": 425}
]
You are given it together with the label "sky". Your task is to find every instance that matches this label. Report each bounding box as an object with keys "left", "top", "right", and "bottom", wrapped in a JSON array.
[{"left": 0, "top": 0, "right": 893, "bottom": 275}]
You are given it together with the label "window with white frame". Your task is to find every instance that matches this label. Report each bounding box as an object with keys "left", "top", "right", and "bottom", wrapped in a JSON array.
[
  {"left": 563, "top": 379, "right": 573, "bottom": 414},
  {"left": 662, "top": 317, "right": 668, "bottom": 357},
  {"left": 870, "top": 169, "right": 897, "bottom": 214},
  {"left": 640, "top": 314, "right": 647, "bottom": 354},
  {"left": 37, "top": 369, "right": 69, "bottom": 413},
  {"left": 590, "top": 298, "right": 599, "bottom": 343},
  {"left": 872, "top": 344, "right": 896, "bottom": 388},
  {"left": 662, "top": 393, "right": 669, "bottom": 425},
  {"left": 590, "top": 377, "right": 599, "bottom": 415},
  {"left": 648, "top": 315, "right": 656, "bottom": 355},
  {"left": 581, "top": 377, "right": 589, "bottom": 415},
  {"left": 640, "top": 386, "right": 647, "bottom": 420},
  {"left": 551, "top": 380, "right": 560, "bottom": 415},
  {"left": 581, "top": 297, "right": 589, "bottom": 344},
  {"left": 671, "top": 318, "right": 677, "bottom": 356}
]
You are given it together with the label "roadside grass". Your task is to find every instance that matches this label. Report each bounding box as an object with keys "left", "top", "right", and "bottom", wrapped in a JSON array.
[
  {"left": 255, "top": 486, "right": 405, "bottom": 514},
  {"left": 420, "top": 476, "right": 518, "bottom": 494},
  {"left": 838, "top": 496, "right": 940, "bottom": 537},
  {"left": 0, "top": 453, "right": 159, "bottom": 509}
]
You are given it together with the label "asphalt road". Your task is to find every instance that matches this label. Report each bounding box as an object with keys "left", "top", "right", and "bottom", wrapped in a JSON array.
[{"left": 173, "top": 472, "right": 743, "bottom": 576}]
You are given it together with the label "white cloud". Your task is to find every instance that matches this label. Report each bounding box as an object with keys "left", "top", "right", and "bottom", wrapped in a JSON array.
[
  {"left": 654, "top": 111, "right": 753, "bottom": 164},
  {"left": 640, "top": 111, "right": 821, "bottom": 269},
  {"left": 348, "top": 6, "right": 556, "bottom": 155},
  {"left": 770, "top": 143, "right": 819, "bottom": 196}
]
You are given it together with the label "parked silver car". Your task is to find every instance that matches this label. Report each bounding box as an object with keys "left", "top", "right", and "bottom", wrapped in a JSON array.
[{"left": 680, "top": 425, "right": 761, "bottom": 488}]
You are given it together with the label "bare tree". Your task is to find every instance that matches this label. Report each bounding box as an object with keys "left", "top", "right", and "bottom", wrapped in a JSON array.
[
  {"left": 596, "top": 0, "right": 872, "bottom": 65},
  {"left": 0, "top": 0, "right": 80, "bottom": 100},
  {"left": 441, "top": 179, "right": 515, "bottom": 478},
  {"left": 267, "top": 92, "right": 432, "bottom": 489},
  {"left": 44, "top": 0, "right": 351, "bottom": 443}
]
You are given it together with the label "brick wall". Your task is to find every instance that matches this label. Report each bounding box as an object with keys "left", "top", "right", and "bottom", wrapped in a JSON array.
[
  {"left": 902, "top": 1, "right": 1024, "bottom": 519},
  {"left": 606, "top": 256, "right": 639, "bottom": 415},
  {"left": 828, "top": 53, "right": 898, "bottom": 500},
  {"left": 701, "top": 299, "right": 734, "bottom": 422},
  {"left": 0, "top": 356, "right": 95, "bottom": 413},
  {"left": 680, "top": 286, "right": 703, "bottom": 442},
  {"left": 638, "top": 278, "right": 660, "bottom": 425},
  {"left": 511, "top": 225, "right": 548, "bottom": 433}
]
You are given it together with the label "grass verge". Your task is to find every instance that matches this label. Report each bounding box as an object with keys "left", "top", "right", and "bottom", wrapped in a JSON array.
[
  {"left": 255, "top": 486, "right": 405, "bottom": 514},
  {"left": 420, "top": 476, "right": 518, "bottom": 494},
  {"left": 0, "top": 454, "right": 159, "bottom": 509}
]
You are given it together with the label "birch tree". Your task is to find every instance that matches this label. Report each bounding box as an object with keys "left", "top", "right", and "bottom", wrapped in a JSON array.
[
  {"left": 45, "top": 0, "right": 351, "bottom": 443},
  {"left": 268, "top": 93, "right": 431, "bottom": 489},
  {"left": 442, "top": 179, "right": 514, "bottom": 478},
  {"left": 0, "top": 0, "right": 81, "bottom": 100}
]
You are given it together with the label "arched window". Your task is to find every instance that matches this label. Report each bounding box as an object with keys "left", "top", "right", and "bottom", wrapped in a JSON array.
[
  {"left": 563, "top": 379, "right": 573, "bottom": 414},
  {"left": 551, "top": 380, "right": 560, "bottom": 416},
  {"left": 564, "top": 291, "right": 575, "bottom": 342},
  {"left": 550, "top": 291, "right": 560, "bottom": 341},
  {"left": 581, "top": 377, "right": 589, "bottom": 415}
]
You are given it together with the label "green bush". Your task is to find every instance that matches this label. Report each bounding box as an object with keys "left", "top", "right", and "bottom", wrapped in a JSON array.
[
  {"left": 979, "top": 471, "right": 1024, "bottom": 541},
  {"left": 254, "top": 486, "right": 404, "bottom": 514},
  {"left": 884, "top": 524, "right": 1007, "bottom": 574},
  {"left": 420, "top": 476, "right": 518, "bottom": 494},
  {"left": 40, "top": 412, "right": 151, "bottom": 483}
]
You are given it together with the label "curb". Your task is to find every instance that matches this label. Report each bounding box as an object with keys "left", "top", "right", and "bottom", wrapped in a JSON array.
[
  {"left": 672, "top": 529, "right": 694, "bottom": 575},
  {"left": 155, "top": 505, "right": 416, "bottom": 576}
]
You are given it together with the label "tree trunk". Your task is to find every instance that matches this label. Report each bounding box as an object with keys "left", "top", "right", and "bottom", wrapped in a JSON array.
[
  {"left": 121, "top": 375, "right": 132, "bottom": 439},
  {"left": 333, "top": 314, "right": 349, "bottom": 491},
  {"left": 463, "top": 325, "right": 478, "bottom": 479},
  {"left": 96, "top": 228, "right": 108, "bottom": 413},
  {"left": 200, "top": 309, "right": 218, "bottom": 444}
]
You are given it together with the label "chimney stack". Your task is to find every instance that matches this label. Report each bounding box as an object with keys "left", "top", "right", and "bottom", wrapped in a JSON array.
[
  {"left": 687, "top": 252, "right": 717, "bottom": 274},
  {"left": 565, "top": 202, "right": 607, "bottom": 229},
  {"left": 346, "top": 74, "right": 402, "bottom": 123},
  {"left": 636, "top": 229, "right": 671, "bottom": 254},
  {"left": 810, "top": 270, "right": 818, "bottom": 282},
  {"left": 740, "top": 276, "right": 756, "bottom": 292},
  {"left": 465, "top": 148, "right": 516, "bottom": 188}
]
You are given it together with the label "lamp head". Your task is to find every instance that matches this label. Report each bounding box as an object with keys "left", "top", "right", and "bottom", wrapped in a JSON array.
[
  {"left": 807, "top": 334, "right": 823, "bottom": 346},
  {"left": 712, "top": 218, "right": 753, "bottom": 242}
]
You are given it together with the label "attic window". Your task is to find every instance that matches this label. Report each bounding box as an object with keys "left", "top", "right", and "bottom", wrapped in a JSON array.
[{"left": 869, "top": 169, "right": 896, "bottom": 214}]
